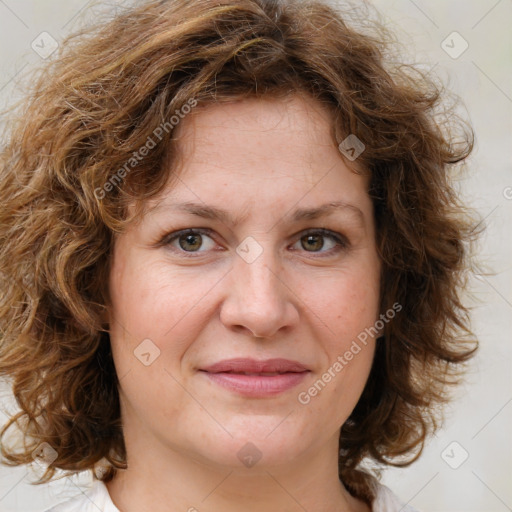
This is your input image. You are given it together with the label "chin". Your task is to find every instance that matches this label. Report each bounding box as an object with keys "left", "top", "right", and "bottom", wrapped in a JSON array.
[{"left": 182, "top": 424, "right": 312, "bottom": 471}]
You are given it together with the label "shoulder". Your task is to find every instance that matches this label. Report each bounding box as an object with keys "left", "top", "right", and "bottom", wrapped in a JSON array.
[
  {"left": 44, "top": 480, "right": 120, "bottom": 512},
  {"left": 372, "top": 481, "right": 420, "bottom": 512}
]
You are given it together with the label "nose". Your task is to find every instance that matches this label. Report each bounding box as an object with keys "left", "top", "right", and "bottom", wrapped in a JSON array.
[{"left": 219, "top": 244, "right": 299, "bottom": 339}]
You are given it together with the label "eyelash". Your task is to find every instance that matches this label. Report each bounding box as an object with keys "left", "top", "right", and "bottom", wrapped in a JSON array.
[{"left": 159, "top": 228, "right": 349, "bottom": 259}]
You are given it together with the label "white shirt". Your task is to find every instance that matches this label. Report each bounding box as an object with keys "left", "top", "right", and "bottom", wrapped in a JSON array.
[{"left": 44, "top": 479, "right": 419, "bottom": 512}]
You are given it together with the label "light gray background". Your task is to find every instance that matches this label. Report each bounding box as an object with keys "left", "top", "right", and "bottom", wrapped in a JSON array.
[{"left": 0, "top": 1, "right": 511, "bottom": 511}]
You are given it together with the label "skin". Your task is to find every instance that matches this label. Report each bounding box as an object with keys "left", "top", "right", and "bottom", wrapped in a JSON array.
[{"left": 106, "top": 93, "right": 382, "bottom": 512}]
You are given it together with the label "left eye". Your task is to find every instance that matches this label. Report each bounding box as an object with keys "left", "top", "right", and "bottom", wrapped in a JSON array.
[
  {"left": 161, "top": 228, "right": 347, "bottom": 257},
  {"left": 292, "top": 230, "right": 345, "bottom": 254}
]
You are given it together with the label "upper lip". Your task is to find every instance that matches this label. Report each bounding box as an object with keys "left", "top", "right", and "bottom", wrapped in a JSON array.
[{"left": 200, "top": 358, "right": 310, "bottom": 374}]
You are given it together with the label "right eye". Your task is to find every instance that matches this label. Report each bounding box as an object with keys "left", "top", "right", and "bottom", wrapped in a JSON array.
[{"left": 161, "top": 228, "right": 219, "bottom": 257}]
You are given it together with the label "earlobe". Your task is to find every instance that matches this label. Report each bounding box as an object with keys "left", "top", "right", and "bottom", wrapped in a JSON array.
[
  {"left": 374, "top": 314, "right": 386, "bottom": 339},
  {"left": 99, "top": 306, "right": 110, "bottom": 330}
]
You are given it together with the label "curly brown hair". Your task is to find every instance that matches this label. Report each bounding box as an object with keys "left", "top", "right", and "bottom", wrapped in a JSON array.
[{"left": 0, "top": 0, "right": 480, "bottom": 505}]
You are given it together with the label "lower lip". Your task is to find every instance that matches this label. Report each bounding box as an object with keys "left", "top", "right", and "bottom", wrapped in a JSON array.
[{"left": 202, "top": 371, "right": 309, "bottom": 397}]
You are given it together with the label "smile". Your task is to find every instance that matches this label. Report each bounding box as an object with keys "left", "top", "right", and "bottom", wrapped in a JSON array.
[{"left": 199, "top": 358, "right": 310, "bottom": 397}]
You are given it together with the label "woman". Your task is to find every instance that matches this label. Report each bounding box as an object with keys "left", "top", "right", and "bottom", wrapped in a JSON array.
[{"left": 0, "top": 0, "right": 479, "bottom": 510}]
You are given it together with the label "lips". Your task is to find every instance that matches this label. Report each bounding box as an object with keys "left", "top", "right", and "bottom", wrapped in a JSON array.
[
  {"left": 200, "top": 358, "right": 309, "bottom": 374},
  {"left": 199, "top": 358, "right": 310, "bottom": 397}
]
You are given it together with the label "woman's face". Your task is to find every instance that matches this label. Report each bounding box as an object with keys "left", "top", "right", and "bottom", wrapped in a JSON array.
[{"left": 107, "top": 94, "right": 382, "bottom": 472}]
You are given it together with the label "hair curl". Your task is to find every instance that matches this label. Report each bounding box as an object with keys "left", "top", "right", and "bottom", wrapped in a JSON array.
[{"left": 0, "top": 0, "right": 480, "bottom": 505}]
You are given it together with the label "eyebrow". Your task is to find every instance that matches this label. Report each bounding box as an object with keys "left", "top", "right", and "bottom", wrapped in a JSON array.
[{"left": 149, "top": 200, "right": 366, "bottom": 227}]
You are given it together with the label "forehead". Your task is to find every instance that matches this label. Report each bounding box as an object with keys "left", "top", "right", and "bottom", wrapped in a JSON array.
[
  {"left": 173, "top": 94, "right": 342, "bottom": 164},
  {"left": 137, "top": 94, "right": 372, "bottom": 223}
]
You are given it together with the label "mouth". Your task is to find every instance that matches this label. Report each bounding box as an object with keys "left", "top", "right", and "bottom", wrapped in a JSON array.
[
  {"left": 199, "top": 358, "right": 310, "bottom": 397},
  {"left": 216, "top": 371, "right": 292, "bottom": 376},
  {"left": 200, "top": 357, "right": 309, "bottom": 374}
]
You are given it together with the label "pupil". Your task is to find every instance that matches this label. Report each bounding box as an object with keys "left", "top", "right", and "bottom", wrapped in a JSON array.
[
  {"left": 180, "top": 233, "right": 201, "bottom": 251},
  {"left": 303, "top": 234, "right": 323, "bottom": 251}
]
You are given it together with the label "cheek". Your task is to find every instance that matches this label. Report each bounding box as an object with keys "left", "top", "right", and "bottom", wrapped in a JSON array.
[
  {"left": 107, "top": 253, "right": 206, "bottom": 423},
  {"left": 301, "top": 265, "right": 380, "bottom": 343},
  {"left": 107, "top": 252, "right": 221, "bottom": 386},
  {"left": 296, "top": 278, "right": 377, "bottom": 428},
  {"left": 109, "top": 252, "right": 210, "bottom": 336},
  {"left": 296, "top": 266, "right": 379, "bottom": 403}
]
